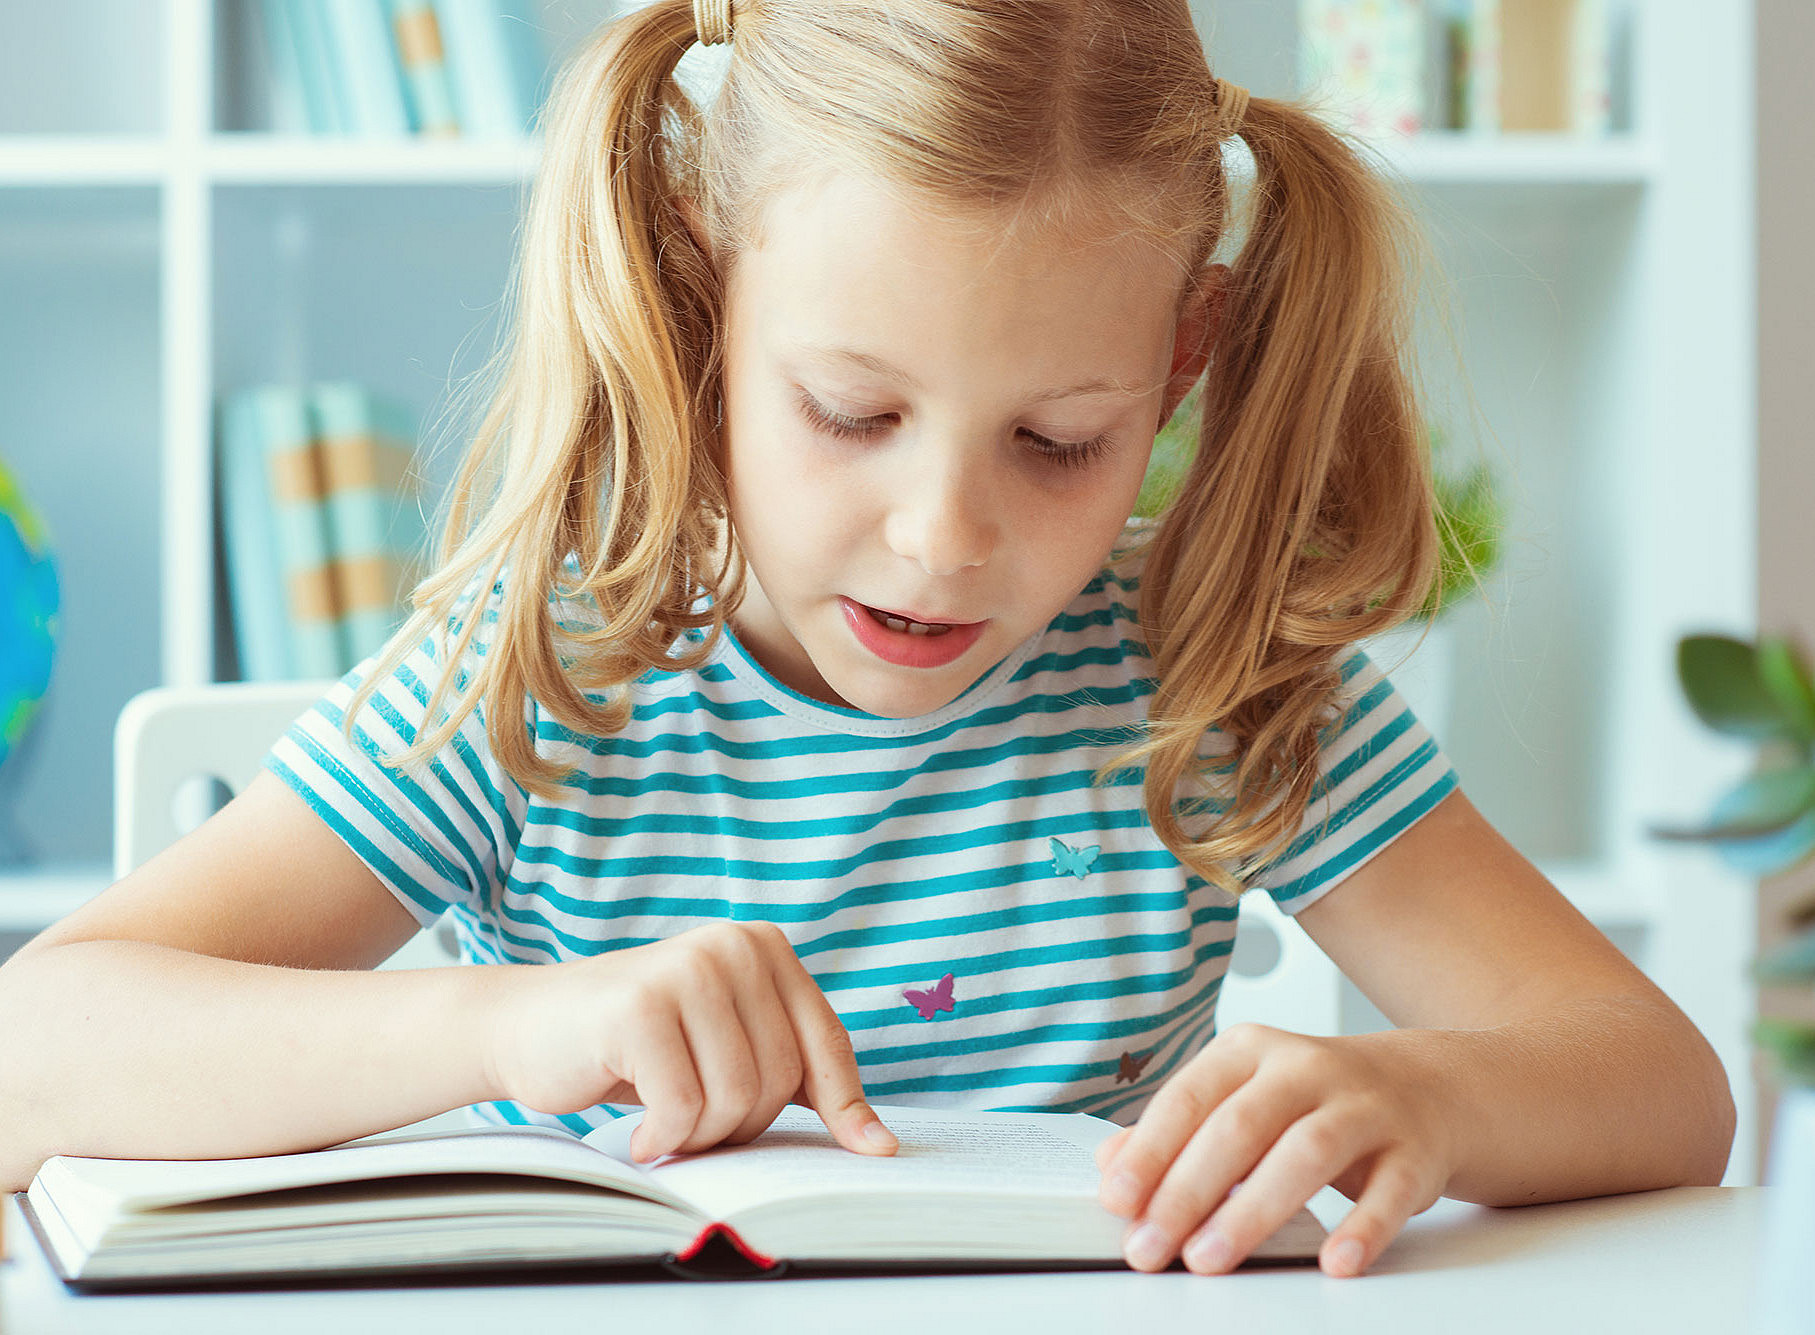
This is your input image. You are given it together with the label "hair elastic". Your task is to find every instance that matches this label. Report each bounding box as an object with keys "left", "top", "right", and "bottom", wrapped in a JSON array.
[
  {"left": 1213, "top": 77, "right": 1251, "bottom": 135},
  {"left": 694, "top": 0, "right": 734, "bottom": 45}
]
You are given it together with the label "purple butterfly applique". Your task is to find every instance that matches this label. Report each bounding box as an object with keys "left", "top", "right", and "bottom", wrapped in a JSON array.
[{"left": 903, "top": 972, "right": 956, "bottom": 1021}]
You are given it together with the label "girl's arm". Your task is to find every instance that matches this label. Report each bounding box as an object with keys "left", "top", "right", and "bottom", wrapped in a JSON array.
[
  {"left": 0, "top": 772, "right": 503, "bottom": 1192},
  {"left": 0, "top": 772, "right": 894, "bottom": 1193},
  {"left": 1295, "top": 787, "right": 1736, "bottom": 1202},
  {"left": 1095, "top": 788, "right": 1736, "bottom": 1277}
]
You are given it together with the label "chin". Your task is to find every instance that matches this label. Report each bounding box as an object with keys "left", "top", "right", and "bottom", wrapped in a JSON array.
[{"left": 823, "top": 655, "right": 980, "bottom": 718}]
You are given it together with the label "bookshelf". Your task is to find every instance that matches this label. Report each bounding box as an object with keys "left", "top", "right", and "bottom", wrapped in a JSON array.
[{"left": 0, "top": 0, "right": 1761, "bottom": 1181}]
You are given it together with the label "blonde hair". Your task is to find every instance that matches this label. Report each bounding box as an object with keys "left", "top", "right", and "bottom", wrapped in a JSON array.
[{"left": 348, "top": 0, "right": 1441, "bottom": 897}]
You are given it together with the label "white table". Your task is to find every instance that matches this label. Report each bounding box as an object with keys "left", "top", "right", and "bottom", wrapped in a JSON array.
[{"left": 0, "top": 1186, "right": 1762, "bottom": 1334}]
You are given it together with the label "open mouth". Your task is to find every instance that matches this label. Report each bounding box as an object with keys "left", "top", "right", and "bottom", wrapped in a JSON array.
[{"left": 839, "top": 597, "right": 987, "bottom": 669}]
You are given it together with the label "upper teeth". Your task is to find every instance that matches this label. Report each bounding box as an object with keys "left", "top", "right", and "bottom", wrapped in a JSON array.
[{"left": 876, "top": 610, "right": 951, "bottom": 637}]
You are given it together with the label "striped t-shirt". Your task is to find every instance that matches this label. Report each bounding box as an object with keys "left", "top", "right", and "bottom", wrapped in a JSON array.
[{"left": 269, "top": 531, "right": 1459, "bottom": 1136}]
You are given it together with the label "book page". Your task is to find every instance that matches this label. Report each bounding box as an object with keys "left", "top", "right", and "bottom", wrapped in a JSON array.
[
  {"left": 39, "top": 1123, "right": 695, "bottom": 1217},
  {"left": 583, "top": 1105, "right": 1115, "bottom": 1223}
]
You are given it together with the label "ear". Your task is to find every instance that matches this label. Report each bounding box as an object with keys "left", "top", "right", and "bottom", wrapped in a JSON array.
[
  {"left": 675, "top": 192, "right": 711, "bottom": 257},
  {"left": 1157, "top": 263, "right": 1228, "bottom": 428}
]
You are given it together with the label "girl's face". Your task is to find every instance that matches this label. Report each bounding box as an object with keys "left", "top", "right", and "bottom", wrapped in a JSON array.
[{"left": 719, "top": 171, "right": 1213, "bottom": 718}]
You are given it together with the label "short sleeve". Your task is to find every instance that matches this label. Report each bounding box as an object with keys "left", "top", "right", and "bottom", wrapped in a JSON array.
[
  {"left": 1241, "top": 646, "right": 1461, "bottom": 915},
  {"left": 265, "top": 583, "right": 530, "bottom": 930}
]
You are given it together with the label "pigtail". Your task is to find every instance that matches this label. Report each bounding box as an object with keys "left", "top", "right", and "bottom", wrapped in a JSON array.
[
  {"left": 1127, "top": 95, "right": 1440, "bottom": 895},
  {"left": 346, "top": 0, "right": 738, "bottom": 793}
]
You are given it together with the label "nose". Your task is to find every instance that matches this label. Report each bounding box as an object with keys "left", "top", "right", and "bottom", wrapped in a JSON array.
[{"left": 883, "top": 441, "right": 997, "bottom": 577}]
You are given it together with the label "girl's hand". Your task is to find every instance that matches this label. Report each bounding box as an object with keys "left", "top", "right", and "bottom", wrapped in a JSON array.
[
  {"left": 481, "top": 921, "right": 898, "bottom": 1161},
  {"left": 1093, "top": 1022, "right": 1457, "bottom": 1277}
]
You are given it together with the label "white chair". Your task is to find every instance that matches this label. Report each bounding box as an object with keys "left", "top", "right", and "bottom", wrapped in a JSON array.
[
  {"left": 113, "top": 681, "right": 472, "bottom": 1136},
  {"left": 112, "top": 681, "right": 460, "bottom": 972},
  {"left": 1216, "top": 890, "right": 1345, "bottom": 1037}
]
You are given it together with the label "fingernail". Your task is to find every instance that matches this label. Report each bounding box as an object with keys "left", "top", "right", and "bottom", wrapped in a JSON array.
[
  {"left": 1330, "top": 1237, "right": 1366, "bottom": 1275},
  {"left": 1103, "top": 1170, "right": 1141, "bottom": 1213},
  {"left": 1183, "top": 1229, "right": 1234, "bottom": 1273},
  {"left": 863, "top": 1119, "right": 897, "bottom": 1149},
  {"left": 1125, "top": 1222, "right": 1171, "bottom": 1270}
]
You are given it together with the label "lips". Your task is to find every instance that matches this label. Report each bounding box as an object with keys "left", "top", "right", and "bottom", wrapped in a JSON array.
[{"left": 839, "top": 597, "right": 987, "bottom": 669}]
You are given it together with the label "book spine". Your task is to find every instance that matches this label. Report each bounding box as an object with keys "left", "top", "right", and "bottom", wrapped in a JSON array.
[
  {"left": 1454, "top": 0, "right": 1501, "bottom": 132},
  {"left": 385, "top": 0, "right": 461, "bottom": 136},
  {"left": 251, "top": 385, "right": 348, "bottom": 679},
  {"left": 255, "top": 0, "right": 311, "bottom": 134},
  {"left": 663, "top": 1221, "right": 785, "bottom": 1277},
  {"left": 216, "top": 390, "right": 294, "bottom": 681},
  {"left": 308, "top": 382, "right": 424, "bottom": 667},
  {"left": 1570, "top": 0, "right": 1611, "bottom": 133},
  {"left": 321, "top": 0, "right": 413, "bottom": 136},
  {"left": 1498, "top": 0, "right": 1587, "bottom": 132},
  {"left": 288, "top": 0, "right": 350, "bottom": 134},
  {"left": 433, "top": 0, "right": 547, "bottom": 138}
]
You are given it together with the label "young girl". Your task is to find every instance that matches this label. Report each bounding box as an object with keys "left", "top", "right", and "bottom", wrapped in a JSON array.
[{"left": 0, "top": 0, "right": 1733, "bottom": 1281}]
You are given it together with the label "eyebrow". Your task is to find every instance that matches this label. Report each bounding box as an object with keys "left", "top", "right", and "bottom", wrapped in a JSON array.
[{"left": 795, "top": 345, "right": 1145, "bottom": 402}]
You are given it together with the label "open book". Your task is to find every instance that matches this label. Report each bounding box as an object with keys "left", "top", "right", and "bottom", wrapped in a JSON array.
[{"left": 17, "top": 1104, "right": 1327, "bottom": 1290}]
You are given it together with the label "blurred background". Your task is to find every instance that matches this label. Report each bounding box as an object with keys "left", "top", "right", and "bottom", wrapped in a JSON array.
[{"left": 0, "top": 0, "right": 1802, "bottom": 1187}]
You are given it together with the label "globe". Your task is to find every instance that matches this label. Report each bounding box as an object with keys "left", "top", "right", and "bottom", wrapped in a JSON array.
[{"left": 0, "top": 457, "right": 59, "bottom": 776}]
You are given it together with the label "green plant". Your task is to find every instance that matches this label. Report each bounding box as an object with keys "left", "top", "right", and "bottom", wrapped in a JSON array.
[
  {"left": 1135, "top": 391, "right": 1505, "bottom": 622},
  {"left": 1653, "top": 633, "right": 1815, "bottom": 1085}
]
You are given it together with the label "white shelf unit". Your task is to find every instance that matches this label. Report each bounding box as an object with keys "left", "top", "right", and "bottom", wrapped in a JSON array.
[{"left": 0, "top": 1, "right": 1760, "bottom": 1180}]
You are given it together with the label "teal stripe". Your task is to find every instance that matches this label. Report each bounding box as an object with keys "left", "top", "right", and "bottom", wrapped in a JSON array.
[
  {"left": 1271, "top": 764, "right": 1459, "bottom": 906},
  {"left": 1075, "top": 1002, "right": 1223, "bottom": 1119},
  {"left": 810, "top": 919, "right": 1230, "bottom": 995},
  {"left": 852, "top": 941, "right": 1233, "bottom": 1069},
  {"left": 390, "top": 661, "right": 527, "bottom": 849},
  {"left": 545, "top": 720, "right": 1150, "bottom": 807},
  {"left": 1257, "top": 735, "right": 1447, "bottom": 893},
  {"left": 510, "top": 807, "right": 1155, "bottom": 883},
  {"left": 483, "top": 882, "right": 1234, "bottom": 976},
  {"left": 839, "top": 934, "right": 1236, "bottom": 1037},
  {"left": 290, "top": 719, "right": 492, "bottom": 899},
  {"left": 538, "top": 677, "right": 1155, "bottom": 764},
  {"left": 318, "top": 692, "right": 510, "bottom": 891},
  {"left": 858, "top": 998, "right": 1215, "bottom": 1099},
  {"left": 1046, "top": 596, "right": 1141, "bottom": 635},
  {"left": 500, "top": 850, "right": 1189, "bottom": 936},
  {"left": 792, "top": 889, "right": 1236, "bottom": 967},
  {"left": 630, "top": 693, "right": 783, "bottom": 725},
  {"left": 526, "top": 762, "right": 1143, "bottom": 845},
  {"left": 1012, "top": 640, "right": 1154, "bottom": 681},
  {"left": 265, "top": 753, "right": 455, "bottom": 923}
]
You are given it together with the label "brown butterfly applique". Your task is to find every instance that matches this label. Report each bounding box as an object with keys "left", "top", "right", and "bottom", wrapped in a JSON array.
[{"left": 1115, "top": 1049, "right": 1154, "bottom": 1084}]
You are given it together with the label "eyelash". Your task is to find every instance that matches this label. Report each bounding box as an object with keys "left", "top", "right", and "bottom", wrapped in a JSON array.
[{"left": 794, "top": 390, "right": 1114, "bottom": 469}]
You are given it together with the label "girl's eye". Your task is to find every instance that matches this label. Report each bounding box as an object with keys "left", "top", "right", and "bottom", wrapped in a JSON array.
[{"left": 794, "top": 390, "right": 1113, "bottom": 470}]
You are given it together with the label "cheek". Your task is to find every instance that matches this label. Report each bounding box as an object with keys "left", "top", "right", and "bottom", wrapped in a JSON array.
[{"left": 727, "top": 429, "right": 861, "bottom": 552}]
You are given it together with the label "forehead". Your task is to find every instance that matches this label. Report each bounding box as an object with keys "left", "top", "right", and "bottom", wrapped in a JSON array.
[{"left": 726, "top": 171, "right": 1189, "bottom": 374}]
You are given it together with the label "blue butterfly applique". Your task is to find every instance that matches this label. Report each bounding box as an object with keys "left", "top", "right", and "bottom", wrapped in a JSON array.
[{"left": 1050, "top": 836, "right": 1100, "bottom": 879}]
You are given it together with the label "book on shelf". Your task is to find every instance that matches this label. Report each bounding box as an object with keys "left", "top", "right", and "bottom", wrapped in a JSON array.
[
  {"left": 15, "top": 1104, "right": 1327, "bottom": 1291},
  {"left": 289, "top": 0, "right": 353, "bottom": 135},
  {"left": 386, "top": 0, "right": 461, "bottom": 136},
  {"left": 217, "top": 389, "right": 295, "bottom": 681},
  {"left": 218, "top": 381, "right": 422, "bottom": 681},
  {"left": 322, "top": 0, "right": 414, "bottom": 136},
  {"left": 256, "top": 0, "right": 549, "bottom": 138},
  {"left": 433, "top": 0, "right": 552, "bottom": 138},
  {"left": 217, "top": 384, "right": 347, "bottom": 681},
  {"left": 308, "top": 380, "right": 426, "bottom": 666},
  {"left": 1300, "top": 0, "right": 1618, "bottom": 138},
  {"left": 256, "top": 0, "right": 313, "bottom": 134}
]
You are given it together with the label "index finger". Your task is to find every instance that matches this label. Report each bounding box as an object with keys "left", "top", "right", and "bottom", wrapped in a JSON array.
[{"left": 765, "top": 939, "right": 898, "bottom": 1155}]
